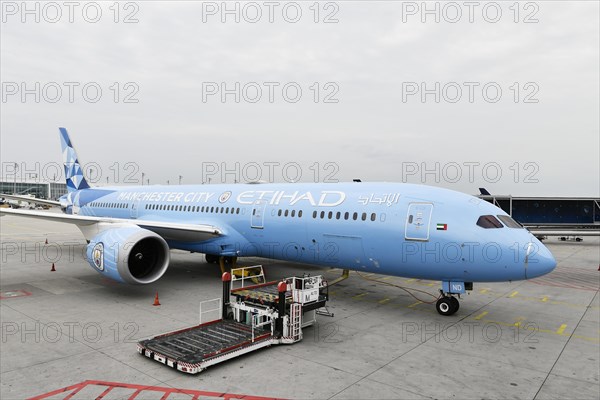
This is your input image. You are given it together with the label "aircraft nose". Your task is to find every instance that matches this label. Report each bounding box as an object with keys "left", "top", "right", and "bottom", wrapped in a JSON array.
[{"left": 525, "top": 239, "right": 557, "bottom": 279}]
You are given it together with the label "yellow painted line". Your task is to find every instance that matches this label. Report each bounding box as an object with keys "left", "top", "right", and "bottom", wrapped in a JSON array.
[
  {"left": 474, "top": 311, "right": 488, "bottom": 320},
  {"left": 352, "top": 293, "right": 367, "bottom": 299},
  {"left": 556, "top": 324, "right": 567, "bottom": 335},
  {"left": 571, "top": 334, "right": 600, "bottom": 343},
  {"left": 425, "top": 282, "right": 435, "bottom": 287},
  {"left": 479, "top": 288, "right": 489, "bottom": 294},
  {"left": 381, "top": 276, "right": 392, "bottom": 281},
  {"left": 509, "top": 291, "right": 519, "bottom": 298},
  {"left": 378, "top": 298, "right": 391, "bottom": 304},
  {"left": 514, "top": 317, "right": 525, "bottom": 327},
  {"left": 541, "top": 296, "right": 549, "bottom": 302},
  {"left": 405, "top": 279, "right": 416, "bottom": 283},
  {"left": 328, "top": 290, "right": 337, "bottom": 296},
  {"left": 408, "top": 301, "right": 423, "bottom": 308}
]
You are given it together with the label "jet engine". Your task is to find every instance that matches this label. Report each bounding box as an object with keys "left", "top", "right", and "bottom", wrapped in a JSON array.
[{"left": 85, "top": 225, "right": 170, "bottom": 284}]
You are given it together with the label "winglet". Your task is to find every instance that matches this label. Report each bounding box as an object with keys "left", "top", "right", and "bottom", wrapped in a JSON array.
[
  {"left": 59, "top": 127, "right": 90, "bottom": 192},
  {"left": 479, "top": 187, "right": 491, "bottom": 196}
]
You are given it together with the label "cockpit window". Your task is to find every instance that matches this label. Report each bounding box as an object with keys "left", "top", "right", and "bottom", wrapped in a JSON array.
[
  {"left": 497, "top": 215, "right": 524, "bottom": 228},
  {"left": 476, "top": 215, "right": 504, "bottom": 229}
]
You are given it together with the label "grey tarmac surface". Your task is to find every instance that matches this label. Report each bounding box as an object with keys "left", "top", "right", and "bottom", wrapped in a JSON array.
[{"left": 1, "top": 214, "right": 598, "bottom": 399}]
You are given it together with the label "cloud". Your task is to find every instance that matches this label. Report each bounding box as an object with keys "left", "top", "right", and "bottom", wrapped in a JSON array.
[{"left": 1, "top": 1, "right": 598, "bottom": 196}]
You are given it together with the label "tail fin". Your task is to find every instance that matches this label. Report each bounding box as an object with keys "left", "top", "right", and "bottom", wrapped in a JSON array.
[{"left": 59, "top": 127, "right": 90, "bottom": 192}]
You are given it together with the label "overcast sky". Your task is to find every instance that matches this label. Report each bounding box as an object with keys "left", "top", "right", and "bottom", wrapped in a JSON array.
[{"left": 1, "top": 1, "right": 598, "bottom": 196}]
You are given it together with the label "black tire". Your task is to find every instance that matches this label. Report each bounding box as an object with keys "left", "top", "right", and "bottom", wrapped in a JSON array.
[
  {"left": 205, "top": 254, "right": 218, "bottom": 264},
  {"left": 449, "top": 296, "right": 460, "bottom": 313},
  {"left": 436, "top": 297, "right": 456, "bottom": 316}
]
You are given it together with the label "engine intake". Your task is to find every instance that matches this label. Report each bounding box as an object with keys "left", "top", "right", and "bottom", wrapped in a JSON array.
[{"left": 86, "top": 226, "right": 170, "bottom": 284}]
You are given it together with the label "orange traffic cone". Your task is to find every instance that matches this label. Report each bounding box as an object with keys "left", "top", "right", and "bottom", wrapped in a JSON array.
[
  {"left": 50, "top": 263, "right": 56, "bottom": 272},
  {"left": 153, "top": 292, "right": 161, "bottom": 306}
]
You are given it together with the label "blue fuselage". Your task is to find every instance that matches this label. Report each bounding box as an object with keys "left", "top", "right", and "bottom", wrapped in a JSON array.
[{"left": 63, "top": 182, "right": 556, "bottom": 282}]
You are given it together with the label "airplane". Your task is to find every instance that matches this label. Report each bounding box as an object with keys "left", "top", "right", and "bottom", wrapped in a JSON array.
[{"left": 0, "top": 128, "right": 557, "bottom": 316}]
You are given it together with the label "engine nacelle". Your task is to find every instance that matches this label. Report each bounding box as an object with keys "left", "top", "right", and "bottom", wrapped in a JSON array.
[{"left": 86, "top": 226, "right": 170, "bottom": 284}]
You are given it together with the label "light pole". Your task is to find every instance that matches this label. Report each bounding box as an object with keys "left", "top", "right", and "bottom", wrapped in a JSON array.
[
  {"left": 13, "top": 162, "right": 18, "bottom": 194},
  {"left": 142, "top": 172, "right": 145, "bottom": 186},
  {"left": 179, "top": 175, "right": 182, "bottom": 185}
]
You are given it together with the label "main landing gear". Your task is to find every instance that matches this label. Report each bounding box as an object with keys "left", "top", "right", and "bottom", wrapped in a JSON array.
[
  {"left": 205, "top": 254, "right": 238, "bottom": 274},
  {"left": 436, "top": 295, "right": 460, "bottom": 316}
]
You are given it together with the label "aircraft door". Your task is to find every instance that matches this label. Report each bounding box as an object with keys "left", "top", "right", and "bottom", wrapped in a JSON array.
[
  {"left": 130, "top": 199, "right": 140, "bottom": 219},
  {"left": 251, "top": 199, "right": 267, "bottom": 229},
  {"left": 405, "top": 202, "right": 433, "bottom": 241}
]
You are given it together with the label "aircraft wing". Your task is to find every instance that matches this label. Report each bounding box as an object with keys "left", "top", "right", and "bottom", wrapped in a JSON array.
[
  {"left": 0, "top": 208, "right": 222, "bottom": 242},
  {"left": 1, "top": 193, "right": 62, "bottom": 207}
]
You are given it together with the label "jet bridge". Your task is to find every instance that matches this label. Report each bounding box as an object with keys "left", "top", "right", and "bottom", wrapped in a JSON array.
[{"left": 137, "top": 266, "right": 328, "bottom": 374}]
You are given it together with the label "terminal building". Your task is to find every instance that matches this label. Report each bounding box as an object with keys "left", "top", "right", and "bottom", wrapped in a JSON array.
[
  {"left": 478, "top": 192, "right": 600, "bottom": 237},
  {"left": 0, "top": 181, "right": 67, "bottom": 200}
]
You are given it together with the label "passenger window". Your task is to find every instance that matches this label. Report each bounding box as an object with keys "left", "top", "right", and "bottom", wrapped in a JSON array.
[
  {"left": 336, "top": 212, "right": 340, "bottom": 220},
  {"left": 328, "top": 211, "right": 333, "bottom": 219},
  {"left": 291, "top": 210, "right": 296, "bottom": 217},
  {"left": 353, "top": 212, "right": 358, "bottom": 220},
  {"left": 320, "top": 211, "right": 325, "bottom": 219},
  {"left": 371, "top": 213, "right": 376, "bottom": 221},
  {"left": 408, "top": 215, "right": 413, "bottom": 224},
  {"left": 278, "top": 209, "right": 282, "bottom": 216},
  {"left": 298, "top": 210, "right": 302, "bottom": 218},
  {"left": 476, "top": 215, "right": 504, "bottom": 229},
  {"left": 344, "top": 212, "right": 349, "bottom": 220},
  {"left": 361, "top": 213, "right": 367, "bottom": 221},
  {"left": 313, "top": 211, "right": 317, "bottom": 218},
  {"left": 285, "top": 210, "right": 289, "bottom": 217}
]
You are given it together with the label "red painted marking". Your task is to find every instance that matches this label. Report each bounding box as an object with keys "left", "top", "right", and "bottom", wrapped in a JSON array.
[
  {"left": 0, "top": 289, "right": 32, "bottom": 299},
  {"left": 28, "top": 380, "right": 285, "bottom": 400},
  {"left": 96, "top": 386, "right": 113, "bottom": 399}
]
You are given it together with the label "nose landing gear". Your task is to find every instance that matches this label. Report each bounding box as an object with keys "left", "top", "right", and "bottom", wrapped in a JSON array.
[
  {"left": 436, "top": 295, "right": 460, "bottom": 316},
  {"left": 436, "top": 281, "right": 471, "bottom": 316}
]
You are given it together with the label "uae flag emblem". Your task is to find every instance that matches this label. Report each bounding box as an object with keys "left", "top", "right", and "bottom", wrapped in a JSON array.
[{"left": 436, "top": 223, "right": 447, "bottom": 230}]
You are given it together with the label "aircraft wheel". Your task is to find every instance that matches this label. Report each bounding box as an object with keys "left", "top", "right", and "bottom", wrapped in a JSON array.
[
  {"left": 449, "top": 296, "right": 460, "bottom": 313},
  {"left": 436, "top": 297, "right": 457, "bottom": 316},
  {"left": 205, "top": 254, "right": 219, "bottom": 264}
]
